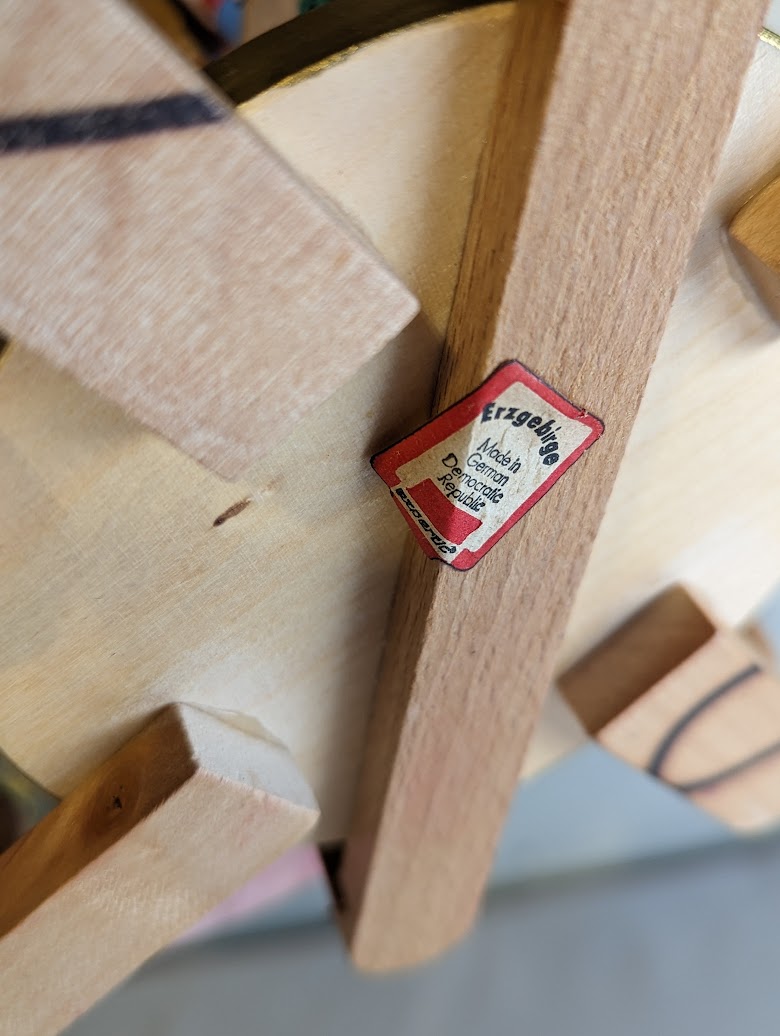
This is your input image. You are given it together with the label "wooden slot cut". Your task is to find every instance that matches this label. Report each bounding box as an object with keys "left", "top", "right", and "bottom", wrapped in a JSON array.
[{"left": 560, "top": 587, "right": 718, "bottom": 735}]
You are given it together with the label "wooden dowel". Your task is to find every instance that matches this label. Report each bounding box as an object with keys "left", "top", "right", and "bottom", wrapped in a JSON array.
[
  {"left": 0, "top": 705, "right": 319, "bottom": 1036},
  {"left": 334, "top": 0, "right": 768, "bottom": 971}
]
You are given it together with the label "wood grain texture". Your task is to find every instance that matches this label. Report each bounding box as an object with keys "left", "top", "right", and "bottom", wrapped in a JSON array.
[
  {"left": 2, "top": 5, "right": 780, "bottom": 846},
  {"left": 0, "top": 0, "right": 417, "bottom": 478},
  {"left": 730, "top": 174, "right": 780, "bottom": 320},
  {"left": 560, "top": 587, "right": 780, "bottom": 833},
  {"left": 335, "top": 0, "right": 768, "bottom": 971},
  {"left": 0, "top": 704, "right": 318, "bottom": 1036}
]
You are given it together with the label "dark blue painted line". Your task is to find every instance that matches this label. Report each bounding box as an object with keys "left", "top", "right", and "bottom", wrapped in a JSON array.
[{"left": 0, "top": 93, "right": 225, "bottom": 154}]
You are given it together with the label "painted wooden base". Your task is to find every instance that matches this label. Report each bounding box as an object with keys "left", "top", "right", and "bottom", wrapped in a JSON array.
[
  {"left": 560, "top": 587, "right": 780, "bottom": 833},
  {"left": 0, "top": 705, "right": 318, "bottom": 1036}
]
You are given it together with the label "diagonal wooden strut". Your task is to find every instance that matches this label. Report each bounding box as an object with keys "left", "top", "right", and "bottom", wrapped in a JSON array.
[{"left": 333, "top": 0, "right": 768, "bottom": 971}]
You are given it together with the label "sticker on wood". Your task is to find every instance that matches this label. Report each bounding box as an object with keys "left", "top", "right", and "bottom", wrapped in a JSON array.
[{"left": 372, "top": 361, "right": 603, "bottom": 569}]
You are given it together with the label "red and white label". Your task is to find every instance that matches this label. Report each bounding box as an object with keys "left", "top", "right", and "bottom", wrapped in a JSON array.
[{"left": 372, "top": 361, "right": 604, "bottom": 570}]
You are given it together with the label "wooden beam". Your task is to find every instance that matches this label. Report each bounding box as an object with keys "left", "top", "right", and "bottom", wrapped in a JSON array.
[
  {"left": 730, "top": 174, "right": 780, "bottom": 321},
  {"left": 2, "top": 0, "right": 778, "bottom": 866},
  {"left": 334, "top": 0, "right": 768, "bottom": 971},
  {"left": 0, "top": 704, "right": 318, "bottom": 1036},
  {"left": 560, "top": 587, "right": 780, "bottom": 833},
  {"left": 0, "top": 0, "right": 417, "bottom": 479}
]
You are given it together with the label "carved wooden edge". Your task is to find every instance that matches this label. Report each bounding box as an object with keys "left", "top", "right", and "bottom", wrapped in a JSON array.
[
  {"left": 205, "top": 0, "right": 777, "bottom": 104},
  {"left": 0, "top": 704, "right": 319, "bottom": 1036},
  {"left": 730, "top": 175, "right": 780, "bottom": 321},
  {"left": 560, "top": 587, "right": 719, "bottom": 737}
]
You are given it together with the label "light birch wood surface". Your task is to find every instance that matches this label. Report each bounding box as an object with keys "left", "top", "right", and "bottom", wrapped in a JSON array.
[
  {"left": 561, "top": 587, "right": 780, "bottom": 833},
  {"left": 1, "top": 3, "right": 778, "bottom": 848}
]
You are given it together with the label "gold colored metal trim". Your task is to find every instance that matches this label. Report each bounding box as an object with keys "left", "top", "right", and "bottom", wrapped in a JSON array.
[{"left": 760, "top": 26, "right": 780, "bottom": 51}]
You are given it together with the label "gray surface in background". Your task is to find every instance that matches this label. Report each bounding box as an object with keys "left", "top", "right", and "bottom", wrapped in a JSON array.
[
  {"left": 68, "top": 832, "right": 780, "bottom": 1036},
  {"left": 247, "top": 743, "right": 733, "bottom": 935},
  {"left": 65, "top": 590, "right": 780, "bottom": 1034}
]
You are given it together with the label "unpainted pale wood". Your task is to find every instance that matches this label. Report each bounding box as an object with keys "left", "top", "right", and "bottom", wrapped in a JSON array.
[
  {"left": 2, "top": 5, "right": 780, "bottom": 843},
  {"left": 730, "top": 175, "right": 780, "bottom": 320},
  {"left": 560, "top": 587, "right": 780, "bottom": 833},
  {"left": 0, "top": 0, "right": 417, "bottom": 478},
  {"left": 130, "top": 0, "right": 203, "bottom": 63},
  {"left": 0, "top": 704, "right": 318, "bottom": 1036},
  {"left": 335, "top": 0, "right": 768, "bottom": 971}
]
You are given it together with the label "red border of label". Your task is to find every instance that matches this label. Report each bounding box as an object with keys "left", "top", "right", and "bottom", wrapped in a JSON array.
[{"left": 372, "top": 361, "right": 604, "bottom": 570}]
